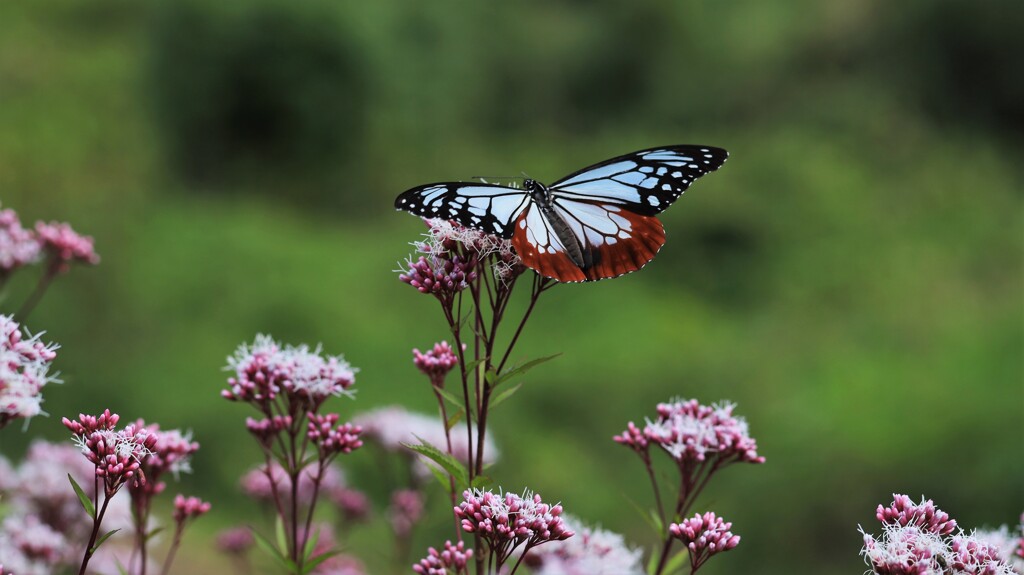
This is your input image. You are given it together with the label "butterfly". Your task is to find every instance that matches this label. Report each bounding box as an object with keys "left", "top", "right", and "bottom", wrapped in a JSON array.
[{"left": 394, "top": 145, "right": 728, "bottom": 282}]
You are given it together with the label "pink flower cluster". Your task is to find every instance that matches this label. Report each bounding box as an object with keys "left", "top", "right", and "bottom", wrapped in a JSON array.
[
  {"left": 670, "top": 512, "right": 741, "bottom": 572},
  {"left": 389, "top": 489, "right": 424, "bottom": 538},
  {"left": 216, "top": 527, "right": 255, "bottom": 554},
  {"left": 0, "top": 208, "right": 40, "bottom": 272},
  {"left": 128, "top": 423, "right": 199, "bottom": 499},
  {"left": 861, "top": 494, "right": 1019, "bottom": 575},
  {"left": 240, "top": 461, "right": 346, "bottom": 506},
  {"left": 62, "top": 410, "right": 158, "bottom": 494},
  {"left": 0, "top": 315, "right": 59, "bottom": 427},
  {"left": 413, "top": 341, "right": 460, "bottom": 387},
  {"left": 172, "top": 494, "right": 211, "bottom": 522},
  {"left": 413, "top": 540, "right": 474, "bottom": 575},
  {"left": 223, "top": 335, "right": 357, "bottom": 408},
  {"left": 34, "top": 221, "right": 100, "bottom": 271},
  {"left": 454, "top": 488, "right": 574, "bottom": 566},
  {"left": 399, "top": 253, "right": 477, "bottom": 298},
  {"left": 877, "top": 494, "right": 958, "bottom": 536},
  {"left": 615, "top": 398, "right": 764, "bottom": 467},
  {"left": 308, "top": 413, "right": 363, "bottom": 457}
]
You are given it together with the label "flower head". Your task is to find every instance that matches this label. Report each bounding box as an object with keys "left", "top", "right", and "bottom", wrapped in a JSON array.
[
  {"left": 327, "top": 487, "right": 371, "bottom": 523},
  {"left": 0, "top": 208, "right": 41, "bottom": 272},
  {"left": 413, "top": 341, "right": 460, "bottom": 388},
  {"left": 526, "top": 515, "right": 644, "bottom": 575},
  {"left": 622, "top": 398, "right": 764, "bottom": 467},
  {"left": 454, "top": 488, "right": 573, "bottom": 566},
  {"left": 223, "top": 335, "right": 357, "bottom": 409},
  {"left": 129, "top": 423, "right": 199, "bottom": 499},
  {"left": 173, "top": 494, "right": 211, "bottom": 523},
  {"left": 670, "top": 512, "right": 740, "bottom": 572},
  {"left": 34, "top": 221, "right": 99, "bottom": 271},
  {"left": 413, "top": 540, "right": 474, "bottom": 575},
  {"left": 307, "top": 413, "right": 363, "bottom": 457},
  {"left": 353, "top": 406, "right": 498, "bottom": 482},
  {"left": 63, "top": 412, "right": 158, "bottom": 494},
  {"left": 216, "top": 527, "right": 254, "bottom": 555},
  {"left": 0, "top": 316, "right": 59, "bottom": 428},
  {"left": 389, "top": 489, "right": 424, "bottom": 538},
  {"left": 878, "top": 494, "right": 957, "bottom": 536}
]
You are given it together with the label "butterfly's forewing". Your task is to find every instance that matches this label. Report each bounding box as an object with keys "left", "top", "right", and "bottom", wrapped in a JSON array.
[
  {"left": 394, "top": 183, "right": 530, "bottom": 239},
  {"left": 549, "top": 145, "right": 728, "bottom": 216}
]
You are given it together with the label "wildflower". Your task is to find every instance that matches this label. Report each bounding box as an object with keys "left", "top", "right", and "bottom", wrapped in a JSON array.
[
  {"left": 223, "top": 335, "right": 356, "bottom": 409},
  {"left": 670, "top": 512, "right": 741, "bottom": 572},
  {"left": 240, "top": 461, "right": 346, "bottom": 506},
  {"left": 353, "top": 406, "right": 498, "bottom": 480},
  {"left": 455, "top": 488, "right": 573, "bottom": 566},
  {"left": 388, "top": 489, "right": 424, "bottom": 538},
  {"left": 0, "top": 514, "right": 72, "bottom": 573},
  {"left": 641, "top": 399, "right": 764, "bottom": 466},
  {"left": 413, "top": 341, "right": 460, "bottom": 388},
  {"left": 314, "top": 553, "right": 366, "bottom": 575},
  {"left": 34, "top": 221, "right": 99, "bottom": 271},
  {"left": 877, "top": 494, "right": 958, "bottom": 536},
  {"left": 129, "top": 424, "right": 199, "bottom": 501},
  {"left": 307, "top": 413, "right": 363, "bottom": 457},
  {"left": 216, "top": 527, "right": 255, "bottom": 555},
  {"left": 861, "top": 523, "right": 948, "bottom": 575},
  {"left": 173, "top": 495, "right": 211, "bottom": 523},
  {"left": 413, "top": 540, "right": 473, "bottom": 575},
  {"left": 327, "top": 486, "right": 371, "bottom": 523},
  {"left": 0, "top": 208, "right": 40, "bottom": 273},
  {"left": 526, "top": 515, "right": 644, "bottom": 575},
  {"left": 0, "top": 316, "right": 59, "bottom": 428},
  {"left": 63, "top": 411, "right": 158, "bottom": 496}
]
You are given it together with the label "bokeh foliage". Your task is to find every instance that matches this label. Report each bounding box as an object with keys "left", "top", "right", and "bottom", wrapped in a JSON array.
[{"left": 0, "top": 0, "right": 1020, "bottom": 573}]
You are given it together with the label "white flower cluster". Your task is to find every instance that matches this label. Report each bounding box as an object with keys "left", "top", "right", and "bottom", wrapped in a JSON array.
[
  {"left": 0, "top": 315, "right": 59, "bottom": 423},
  {"left": 529, "top": 515, "right": 645, "bottom": 575},
  {"left": 861, "top": 523, "right": 1020, "bottom": 575}
]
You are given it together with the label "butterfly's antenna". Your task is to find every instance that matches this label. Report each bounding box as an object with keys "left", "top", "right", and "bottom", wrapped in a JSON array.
[{"left": 471, "top": 175, "right": 522, "bottom": 181}]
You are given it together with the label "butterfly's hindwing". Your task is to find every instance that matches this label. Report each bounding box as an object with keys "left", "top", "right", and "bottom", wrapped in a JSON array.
[
  {"left": 511, "top": 205, "right": 587, "bottom": 283},
  {"left": 394, "top": 183, "right": 530, "bottom": 239},
  {"left": 551, "top": 198, "right": 666, "bottom": 281},
  {"left": 550, "top": 145, "right": 728, "bottom": 216}
]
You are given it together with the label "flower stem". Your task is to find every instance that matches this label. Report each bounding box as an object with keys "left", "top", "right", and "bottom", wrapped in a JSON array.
[
  {"left": 78, "top": 491, "right": 112, "bottom": 575},
  {"left": 159, "top": 522, "right": 186, "bottom": 575},
  {"left": 15, "top": 260, "right": 58, "bottom": 322}
]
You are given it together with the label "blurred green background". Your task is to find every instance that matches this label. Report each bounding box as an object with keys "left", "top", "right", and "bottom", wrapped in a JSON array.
[{"left": 1, "top": 0, "right": 1021, "bottom": 573}]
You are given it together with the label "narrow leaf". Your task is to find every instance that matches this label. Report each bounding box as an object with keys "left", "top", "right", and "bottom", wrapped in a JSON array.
[
  {"left": 646, "top": 546, "right": 660, "bottom": 575},
  {"left": 251, "top": 527, "right": 296, "bottom": 572},
  {"left": 470, "top": 475, "right": 493, "bottom": 489},
  {"left": 445, "top": 409, "right": 464, "bottom": 431},
  {"left": 302, "top": 526, "right": 321, "bottom": 561},
  {"left": 68, "top": 474, "right": 95, "bottom": 517},
  {"left": 274, "top": 515, "right": 288, "bottom": 559},
  {"left": 426, "top": 461, "right": 453, "bottom": 492},
  {"left": 435, "top": 386, "right": 474, "bottom": 417},
  {"left": 488, "top": 382, "right": 523, "bottom": 410},
  {"left": 402, "top": 439, "right": 469, "bottom": 489},
  {"left": 302, "top": 550, "right": 341, "bottom": 574},
  {"left": 494, "top": 353, "right": 561, "bottom": 387},
  {"left": 145, "top": 526, "right": 166, "bottom": 543},
  {"left": 91, "top": 529, "right": 121, "bottom": 553},
  {"left": 663, "top": 548, "right": 689, "bottom": 575}
]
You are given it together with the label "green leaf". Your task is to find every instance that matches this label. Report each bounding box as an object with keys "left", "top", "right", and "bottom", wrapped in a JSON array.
[
  {"left": 488, "top": 382, "right": 523, "bottom": 410},
  {"left": 470, "top": 475, "right": 493, "bottom": 489},
  {"left": 145, "top": 526, "right": 166, "bottom": 543},
  {"left": 484, "top": 367, "right": 498, "bottom": 387},
  {"left": 91, "top": 529, "right": 121, "bottom": 553},
  {"left": 646, "top": 546, "right": 660, "bottom": 575},
  {"left": 435, "top": 386, "right": 474, "bottom": 417},
  {"left": 302, "top": 526, "right": 321, "bottom": 561},
  {"left": 68, "top": 474, "right": 95, "bottom": 517},
  {"left": 302, "top": 550, "right": 340, "bottom": 574},
  {"left": 445, "top": 409, "right": 465, "bottom": 431},
  {"left": 274, "top": 515, "right": 289, "bottom": 558},
  {"left": 426, "top": 461, "right": 453, "bottom": 492},
  {"left": 461, "top": 358, "right": 486, "bottom": 374},
  {"left": 493, "top": 353, "right": 561, "bottom": 388},
  {"left": 625, "top": 496, "right": 663, "bottom": 536},
  {"left": 402, "top": 439, "right": 469, "bottom": 489},
  {"left": 116, "top": 558, "right": 129, "bottom": 575},
  {"left": 663, "top": 548, "right": 689, "bottom": 575},
  {"left": 251, "top": 527, "right": 297, "bottom": 573}
]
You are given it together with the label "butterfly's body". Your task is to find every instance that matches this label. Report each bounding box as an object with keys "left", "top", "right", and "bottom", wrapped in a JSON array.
[
  {"left": 395, "top": 145, "right": 728, "bottom": 283},
  {"left": 524, "top": 179, "right": 590, "bottom": 268}
]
